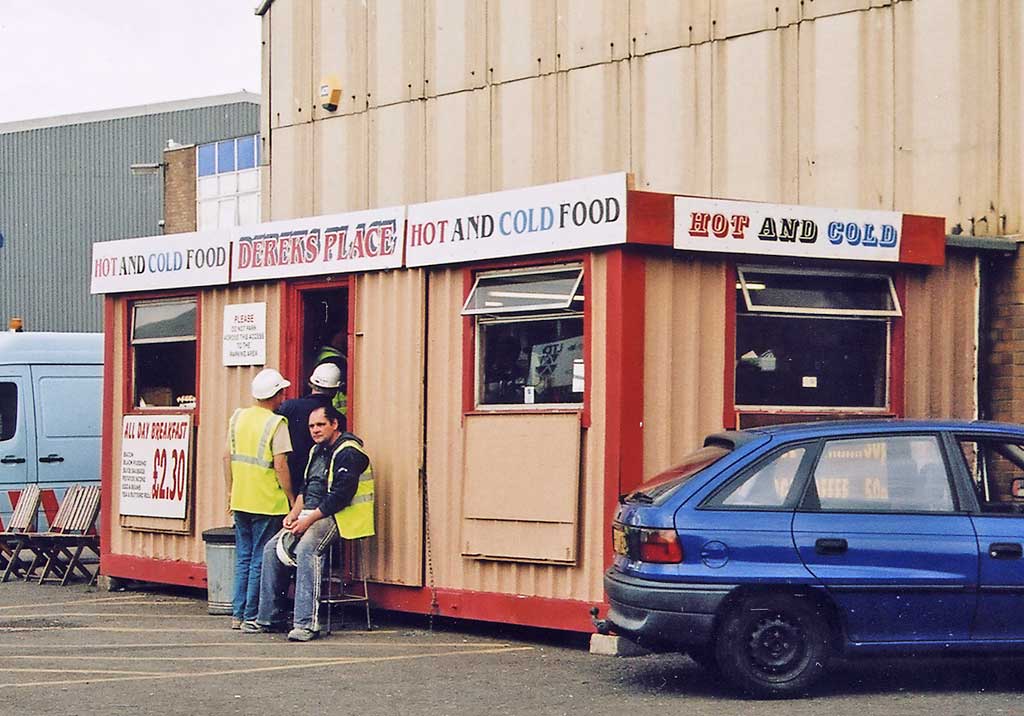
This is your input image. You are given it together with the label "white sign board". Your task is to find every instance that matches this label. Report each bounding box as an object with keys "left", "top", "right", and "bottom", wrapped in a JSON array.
[
  {"left": 231, "top": 207, "right": 405, "bottom": 282},
  {"left": 119, "top": 414, "right": 192, "bottom": 519},
  {"left": 405, "top": 173, "right": 628, "bottom": 267},
  {"left": 223, "top": 303, "right": 267, "bottom": 366},
  {"left": 90, "top": 230, "right": 231, "bottom": 294},
  {"left": 673, "top": 197, "right": 903, "bottom": 262}
]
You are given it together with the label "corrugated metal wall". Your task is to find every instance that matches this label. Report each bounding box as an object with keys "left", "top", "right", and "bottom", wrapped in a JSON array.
[
  {"left": 108, "top": 283, "right": 282, "bottom": 564},
  {"left": 0, "top": 101, "right": 258, "bottom": 332},
  {"left": 421, "top": 259, "right": 607, "bottom": 602},
  {"left": 903, "top": 252, "right": 980, "bottom": 419},
  {"left": 353, "top": 269, "right": 425, "bottom": 586},
  {"left": 643, "top": 256, "right": 729, "bottom": 477},
  {"left": 270, "top": 0, "right": 1017, "bottom": 232},
  {"left": 255, "top": 0, "right": 1012, "bottom": 608}
]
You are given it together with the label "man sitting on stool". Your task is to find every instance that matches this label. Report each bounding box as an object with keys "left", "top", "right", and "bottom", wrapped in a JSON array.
[{"left": 250, "top": 404, "right": 374, "bottom": 641}]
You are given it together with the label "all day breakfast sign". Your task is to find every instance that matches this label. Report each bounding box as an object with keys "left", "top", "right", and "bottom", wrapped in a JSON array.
[{"left": 119, "top": 414, "right": 192, "bottom": 519}]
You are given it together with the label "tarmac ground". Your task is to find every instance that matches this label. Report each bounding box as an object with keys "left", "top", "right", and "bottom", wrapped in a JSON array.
[{"left": 1, "top": 580, "right": 1024, "bottom": 716}]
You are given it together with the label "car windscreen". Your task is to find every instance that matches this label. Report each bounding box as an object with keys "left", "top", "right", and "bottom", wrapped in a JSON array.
[{"left": 624, "top": 444, "right": 733, "bottom": 504}]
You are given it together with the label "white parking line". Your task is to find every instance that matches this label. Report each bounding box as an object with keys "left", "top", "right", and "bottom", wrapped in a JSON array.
[{"left": 0, "top": 645, "right": 534, "bottom": 689}]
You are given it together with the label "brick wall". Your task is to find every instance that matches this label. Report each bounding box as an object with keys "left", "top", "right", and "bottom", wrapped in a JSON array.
[
  {"left": 986, "top": 252, "right": 1024, "bottom": 422},
  {"left": 163, "top": 145, "right": 196, "bottom": 234}
]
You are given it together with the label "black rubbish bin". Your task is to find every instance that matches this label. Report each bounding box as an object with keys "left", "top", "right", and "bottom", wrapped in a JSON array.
[{"left": 201, "top": 527, "right": 235, "bottom": 615}]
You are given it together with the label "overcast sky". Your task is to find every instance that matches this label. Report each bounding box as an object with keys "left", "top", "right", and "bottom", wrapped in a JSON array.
[{"left": 0, "top": 1, "right": 262, "bottom": 124}]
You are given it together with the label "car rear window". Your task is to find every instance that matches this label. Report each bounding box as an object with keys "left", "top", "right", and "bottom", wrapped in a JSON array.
[{"left": 626, "top": 445, "right": 732, "bottom": 503}]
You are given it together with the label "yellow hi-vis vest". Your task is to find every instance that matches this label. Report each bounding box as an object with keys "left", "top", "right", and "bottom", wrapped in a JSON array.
[
  {"left": 315, "top": 347, "right": 348, "bottom": 416},
  {"left": 307, "top": 437, "right": 374, "bottom": 539},
  {"left": 228, "top": 406, "right": 290, "bottom": 515}
]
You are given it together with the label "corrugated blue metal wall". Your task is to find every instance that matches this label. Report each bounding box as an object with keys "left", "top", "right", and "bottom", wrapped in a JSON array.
[{"left": 0, "top": 96, "right": 259, "bottom": 331}]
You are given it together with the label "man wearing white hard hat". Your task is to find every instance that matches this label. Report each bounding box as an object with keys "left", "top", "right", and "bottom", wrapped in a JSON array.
[
  {"left": 223, "top": 368, "right": 296, "bottom": 631},
  {"left": 275, "top": 363, "right": 343, "bottom": 497}
]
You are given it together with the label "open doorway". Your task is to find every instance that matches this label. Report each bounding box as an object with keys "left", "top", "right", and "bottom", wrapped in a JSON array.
[{"left": 296, "top": 285, "right": 349, "bottom": 417}]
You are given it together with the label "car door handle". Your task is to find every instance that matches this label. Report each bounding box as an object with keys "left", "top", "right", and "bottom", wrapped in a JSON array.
[
  {"left": 0, "top": 455, "right": 26, "bottom": 464},
  {"left": 988, "top": 543, "right": 1023, "bottom": 560},
  {"left": 38, "top": 454, "right": 64, "bottom": 464},
  {"left": 815, "top": 538, "right": 848, "bottom": 555}
]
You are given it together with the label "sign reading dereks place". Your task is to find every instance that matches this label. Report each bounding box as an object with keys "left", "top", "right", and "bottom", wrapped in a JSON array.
[
  {"left": 119, "top": 414, "right": 192, "bottom": 520},
  {"left": 406, "top": 173, "right": 628, "bottom": 267},
  {"left": 91, "top": 230, "right": 231, "bottom": 293},
  {"left": 673, "top": 197, "right": 903, "bottom": 262},
  {"left": 231, "top": 207, "right": 405, "bottom": 281}
]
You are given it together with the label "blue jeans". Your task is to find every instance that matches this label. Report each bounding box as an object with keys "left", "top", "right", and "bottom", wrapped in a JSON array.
[
  {"left": 257, "top": 516, "right": 339, "bottom": 631},
  {"left": 232, "top": 512, "right": 283, "bottom": 622}
]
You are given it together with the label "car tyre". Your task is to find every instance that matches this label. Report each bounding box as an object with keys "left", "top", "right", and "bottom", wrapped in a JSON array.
[{"left": 714, "top": 593, "right": 830, "bottom": 698}]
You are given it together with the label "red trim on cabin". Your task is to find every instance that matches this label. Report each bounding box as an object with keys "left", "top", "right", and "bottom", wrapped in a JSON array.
[
  {"left": 626, "top": 190, "right": 675, "bottom": 247},
  {"left": 890, "top": 271, "right": 908, "bottom": 416},
  {"left": 101, "top": 553, "right": 208, "bottom": 588},
  {"left": 899, "top": 214, "right": 945, "bottom": 266},
  {"left": 369, "top": 583, "right": 600, "bottom": 633},
  {"left": 461, "top": 270, "right": 475, "bottom": 417},
  {"left": 100, "top": 296, "right": 117, "bottom": 571},
  {"left": 603, "top": 248, "right": 646, "bottom": 569},
  {"left": 347, "top": 280, "right": 357, "bottom": 431},
  {"left": 723, "top": 264, "right": 738, "bottom": 429}
]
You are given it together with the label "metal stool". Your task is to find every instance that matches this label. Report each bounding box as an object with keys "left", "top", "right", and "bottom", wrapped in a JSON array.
[{"left": 319, "top": 537, "right": 371, "bottom": 634}]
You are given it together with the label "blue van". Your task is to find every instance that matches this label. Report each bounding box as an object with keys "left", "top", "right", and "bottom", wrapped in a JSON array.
[{"left": 0, "top": 332, "right": 103, "bottom": 530}]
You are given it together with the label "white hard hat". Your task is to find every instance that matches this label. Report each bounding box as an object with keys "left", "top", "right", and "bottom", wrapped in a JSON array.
[
  {"left": 309, "top": 363, "right": 342, "bottom": 389},
  {"left": 275, "top": 529, "right": 298, "bottom": 567},
  {"left": 252, "top": 368, "right": 291, "bottom": 400}
]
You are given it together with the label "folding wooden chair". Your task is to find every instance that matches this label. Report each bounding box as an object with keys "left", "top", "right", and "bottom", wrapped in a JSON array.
[
  {"left": 0, "top": 485, "right": 42, "bottom": 581},
  {"left": 24, "top": 485, "right": 101, "bottom": 586}
]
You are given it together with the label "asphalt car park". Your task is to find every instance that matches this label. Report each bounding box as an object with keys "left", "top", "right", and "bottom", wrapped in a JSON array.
[{"left": 1, "top": 580, "right": 1024, "bottom": 715}]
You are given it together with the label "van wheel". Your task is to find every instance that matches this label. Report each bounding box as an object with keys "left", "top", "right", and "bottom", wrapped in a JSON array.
[{"left": 714, "top": 593, "right": 829, "bottom": 698}]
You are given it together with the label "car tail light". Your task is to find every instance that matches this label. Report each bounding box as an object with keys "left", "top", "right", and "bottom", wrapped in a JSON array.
[{"left": 636, "top": 528, "right": 683, "bottom": 563}]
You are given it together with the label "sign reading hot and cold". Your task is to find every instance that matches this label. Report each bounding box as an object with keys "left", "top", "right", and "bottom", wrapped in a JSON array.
[
  {"left": 90, "top": 173, "right": 942, "bottom": 293},
  {"left": 673, "top": 197, "right": 904, "bottom": 262}
]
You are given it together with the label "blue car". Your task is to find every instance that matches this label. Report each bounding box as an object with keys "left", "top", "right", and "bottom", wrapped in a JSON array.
[{"left": 602, "top": 419, "right": 1024, "bottom": 697}]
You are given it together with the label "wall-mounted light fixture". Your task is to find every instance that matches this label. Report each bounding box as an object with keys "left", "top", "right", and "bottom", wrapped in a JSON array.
[{"left": 129, "top": 162, "right": 166, "bottom": 176}]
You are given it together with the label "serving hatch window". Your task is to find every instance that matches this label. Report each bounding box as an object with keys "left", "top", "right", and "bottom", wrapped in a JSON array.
[
  {"left": 131, "top": 298, "right": 197, "bottom": 409},
  {"left": 735, "top": 267, "right": 900, "bottom": 410},
  {"left": 463, "top": 265, "right": 585, "bottom": 407}
]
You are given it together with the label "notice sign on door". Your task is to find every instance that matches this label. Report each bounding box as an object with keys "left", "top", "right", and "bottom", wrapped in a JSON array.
[
  {"left": 223, "top": 302, "right": 267, "bottom": 366},
  {"left": 119, "top": 414, "right": 192, "bottom": 519}
]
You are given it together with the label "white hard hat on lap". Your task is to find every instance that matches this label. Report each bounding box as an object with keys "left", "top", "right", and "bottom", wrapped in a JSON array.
[{"left": 275, "top": 529, "right": 298, "bottom": 567}]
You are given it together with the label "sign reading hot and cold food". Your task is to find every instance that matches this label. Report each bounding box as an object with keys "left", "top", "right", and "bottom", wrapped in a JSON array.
[{"left": 90, "top": 173, "right": 942, "bottom": 295}]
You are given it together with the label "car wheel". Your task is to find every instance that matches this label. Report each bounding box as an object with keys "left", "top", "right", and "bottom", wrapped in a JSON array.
[
  {"left": 714, "top": 593, "right": 830, "bottom": 698},
  {"left": 684, "top": 645, "right": 720, "bottom": 675}
]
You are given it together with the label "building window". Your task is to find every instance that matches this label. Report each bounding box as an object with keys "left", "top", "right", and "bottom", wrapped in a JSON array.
[
  {"left": 197, "top": 134, "right": 260, "bottom": 229},
  {"left": 131, "top": 298, "right": 197, "bottom": 409},
  {"left": 735, "top": 267, "right": 900, "bottom": 410},
  {"left": 462, "top": 265, "right": 585, "bottom": 407}
]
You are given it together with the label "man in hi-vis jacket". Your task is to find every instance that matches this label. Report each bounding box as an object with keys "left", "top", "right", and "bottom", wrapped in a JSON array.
[{"left": 250, "top": 403, "right": 374, "bottom": 641}]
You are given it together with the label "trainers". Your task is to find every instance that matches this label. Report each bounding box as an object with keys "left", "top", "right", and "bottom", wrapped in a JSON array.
[
  {"left": 287, "top": 627, "right": 319, "bottom": 642},
  {"left": 230, "top": 617, "right": 242, "bottom": 630},
  {"left": 242, "top": 620, "right": 288, "bottom": 634}
]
